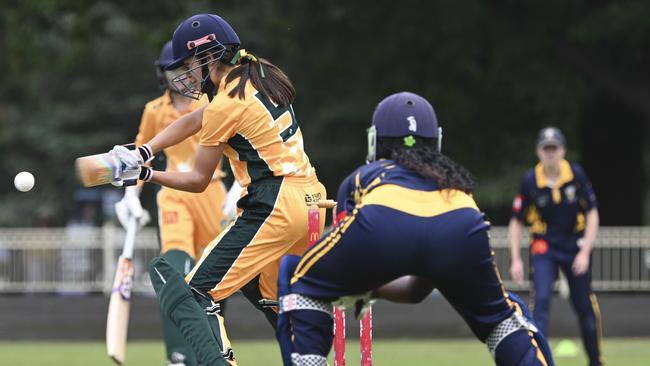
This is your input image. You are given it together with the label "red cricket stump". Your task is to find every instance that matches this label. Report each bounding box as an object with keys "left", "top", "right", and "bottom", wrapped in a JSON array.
[
  {"left": 360, "top": 307, "right": 373, "bottom": 366},
  {"left": 330, "top": 210, "right": 347, "bottom": 366},
  {"left": 307, "top": 200, "right": 372, "bottom": 366}
]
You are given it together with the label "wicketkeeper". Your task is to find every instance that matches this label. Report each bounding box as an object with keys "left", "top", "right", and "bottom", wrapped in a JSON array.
[{"left": 277, "top": 92, "right": 555, "bottom": 366}]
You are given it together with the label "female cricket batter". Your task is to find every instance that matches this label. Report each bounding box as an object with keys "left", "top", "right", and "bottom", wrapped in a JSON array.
[
  {"left": 276, "top": 92, "right": 554, "bottom": 366},
  {"left": 114, "top": 40, "right": 239, "bottom": 366},
  {"left": 508, "top": 127, "right": 603, "bottom": 366},
  {"left": 109, "top": 13, "right": 326, "bottom": 365}
]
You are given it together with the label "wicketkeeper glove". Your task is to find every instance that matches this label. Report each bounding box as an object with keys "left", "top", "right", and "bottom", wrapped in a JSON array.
[{"left": 333, "top": 291, "right": 374, "bottom": 320}]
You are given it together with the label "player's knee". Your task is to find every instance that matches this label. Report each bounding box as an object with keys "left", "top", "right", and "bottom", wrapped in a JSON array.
[
  {"left": 495, "top": 330, "right": 554, "bottom": 366},
  {"left": 496, "top": 330, "right": 554, "bottom": 366},
  {"left": 149, "top": 256, "right": 177, "bottom": 293},
  {"left": 161, "top": 249, "right": 195, "bottom": 276},
  {"left": 489, "top": 296, "right": 554, "bottom": 366}
]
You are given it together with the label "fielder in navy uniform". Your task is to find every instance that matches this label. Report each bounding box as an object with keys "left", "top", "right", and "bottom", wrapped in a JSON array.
[
  {"left": 508, "top": 127, "right": 603, "bottom": 366},
  {"left": 276, "top": 92, "right": 554, "bottom": 366}
]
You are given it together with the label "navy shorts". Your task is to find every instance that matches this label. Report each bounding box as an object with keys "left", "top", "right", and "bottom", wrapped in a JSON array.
[{"left": 290, "top": 205, "right": 513, "bottom": 341}]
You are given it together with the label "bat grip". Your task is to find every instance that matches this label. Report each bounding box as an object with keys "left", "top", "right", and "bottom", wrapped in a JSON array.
[{"left": 122, "top": 216, "right": 138, "bottom": 259}]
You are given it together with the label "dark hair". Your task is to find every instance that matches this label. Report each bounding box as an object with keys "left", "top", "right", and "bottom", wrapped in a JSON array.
[
  {"left": 218, "top": 46, "right": 296, "bottom": 106},
  {"left": 376, "top": 137, "right": 476, "bottom": 193}
]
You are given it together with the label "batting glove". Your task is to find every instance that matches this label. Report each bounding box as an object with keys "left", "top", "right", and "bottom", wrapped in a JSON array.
[{"left": 115, "top": 186, "right": 150, "bottom": 229}]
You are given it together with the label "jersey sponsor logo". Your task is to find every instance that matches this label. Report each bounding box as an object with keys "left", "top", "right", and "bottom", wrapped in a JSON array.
[
  {"left": 304, "top": 192, "right": 323, "bottom": 204},
  {"left": 530, "top": 239, "right": 549, "bottom": 255},
  {"left": 407, "top": 116, "right": 417, "bottom": 132},
  {"left": 512, "top": 194, "right": 523, "bottom": 213},
  {"left": 162, "top": 211, "right": 179, "bottom": 225},
  {"left": 564, "top": 184, "right": 576, "bottom": 202}
]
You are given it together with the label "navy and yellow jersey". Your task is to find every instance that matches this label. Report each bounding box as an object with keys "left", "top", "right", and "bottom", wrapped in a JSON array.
[
  {"left": 336, "top": 159, "right": 488, "bottom": 233},
  {"left": 291, "top": 159, "right": 519, "bottom": 343},
  {"left": 511, "top": 159, "right": 597, "bottom": 252}
]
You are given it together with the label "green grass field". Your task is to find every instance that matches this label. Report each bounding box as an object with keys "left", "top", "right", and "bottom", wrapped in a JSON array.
[{"left": 1, "top": 338, "right": 649, "bottom": 365}]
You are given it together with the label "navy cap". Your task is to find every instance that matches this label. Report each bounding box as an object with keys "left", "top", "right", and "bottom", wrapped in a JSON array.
[
  {"left": 157, "top": 41, "right": 174, "bottom": 69},
  {"left": 537, "top": 126, "right": 566, "bottom": 147},
  {"left": 167, "top": 13, "right": 240, "bottom": 70},
  {"left": 371, "top": 92, "right": 440, "bottom": 138}
]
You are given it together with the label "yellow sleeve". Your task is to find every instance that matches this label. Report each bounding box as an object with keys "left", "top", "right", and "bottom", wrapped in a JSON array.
[
  {"left": 199, "top": 102, "right": 241, "bottom": 146},
  {"left": 134, "top": 106, "right": 158, "bottom": 146}
]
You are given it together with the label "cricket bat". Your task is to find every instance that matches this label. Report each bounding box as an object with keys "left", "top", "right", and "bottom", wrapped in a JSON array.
[
  {"left": 106, "top": 216, "right": 138, "bottom": 364},
  {"left": 75, "top": 152, "right": 122, "bottom": 187},
  {"left": 75, "top": 144, "right": 137, "bottom": 187}
]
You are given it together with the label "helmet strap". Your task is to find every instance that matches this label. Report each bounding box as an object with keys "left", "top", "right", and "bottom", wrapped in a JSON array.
[{"left": 437, "top": 127, "right": 443, "bottom": 152}]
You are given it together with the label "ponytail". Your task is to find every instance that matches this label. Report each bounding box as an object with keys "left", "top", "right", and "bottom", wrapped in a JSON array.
[
  {"left": 222, "top": 47, "right": 295, "bottom": 106},
  {"left": 377, "top": 137, "right": 476, "bottom": 193}
]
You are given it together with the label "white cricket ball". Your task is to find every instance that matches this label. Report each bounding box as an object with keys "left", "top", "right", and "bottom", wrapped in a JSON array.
[{"left": 14, "top": 171, "right": 35, "bottom": 192}]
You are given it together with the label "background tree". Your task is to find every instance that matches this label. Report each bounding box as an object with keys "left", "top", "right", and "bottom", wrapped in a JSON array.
[{"left": 1, "top": 0, "right": 647, "bottom": 226}]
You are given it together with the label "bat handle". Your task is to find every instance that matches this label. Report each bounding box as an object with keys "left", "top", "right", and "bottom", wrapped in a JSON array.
[{"left": 122, "top": 216, "right": 138, "bottom": 259}]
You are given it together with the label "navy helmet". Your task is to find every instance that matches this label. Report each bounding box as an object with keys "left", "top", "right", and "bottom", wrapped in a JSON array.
[
  {"left": 154, "top": 41, "right": 174, "bottom": 91},
  {"left": 158, "top": 40, "right": 175, "bottom": 69},
  {"left": 165, "top": 14, "right": 240, "bottom": 99},
  {"left": 367, "top": 92, "right": 443, "bottom": 162},
  {"left": 167, "top": 13, "right": 240, "bottom": 70}
]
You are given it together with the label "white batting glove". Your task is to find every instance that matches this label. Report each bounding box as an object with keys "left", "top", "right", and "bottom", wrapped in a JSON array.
[
  {"left": 109, "top": 145, "right": 143, "bottom": 186},
  {"left": 114, "top": 186, "right": 150, "bottom": 229},
  {"left": 223, "top": 181, "right": 243, "bottom": 221}
]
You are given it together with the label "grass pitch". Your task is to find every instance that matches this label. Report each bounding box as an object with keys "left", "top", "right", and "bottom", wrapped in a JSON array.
[{"left": 1, "top": 338, "right": 649, "bottom": 365}]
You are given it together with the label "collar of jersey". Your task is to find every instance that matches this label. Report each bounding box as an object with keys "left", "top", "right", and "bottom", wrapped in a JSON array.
[{"left": 535, "top": 159, "right": 573, "bottom": 189}]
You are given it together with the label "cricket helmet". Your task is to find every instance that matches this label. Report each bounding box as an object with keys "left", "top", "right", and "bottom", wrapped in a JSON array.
[
  {"left": 367, "top": 92, "right": 443, "bottom": 162},
  {"left": 165, "top": 14, "right": 241, "bottom": 99},
  {"left": 154, "top": 40, "right": 174, "bottom": 91}
]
